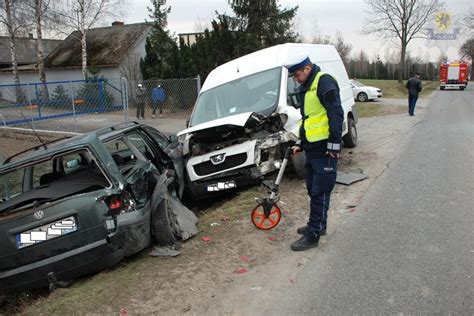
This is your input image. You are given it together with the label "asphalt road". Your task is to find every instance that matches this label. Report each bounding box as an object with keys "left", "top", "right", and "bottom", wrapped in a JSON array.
[{"left": 267, "top": 86, "right": 474, "bottom": 314}]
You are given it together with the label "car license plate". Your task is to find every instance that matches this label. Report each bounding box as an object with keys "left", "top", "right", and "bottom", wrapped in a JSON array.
[
  {"left": 207, "top": 181, "right": 237, "bottom": 192},
  {"left": 16, "top": 216, "right": 78, "bottom": 249}
]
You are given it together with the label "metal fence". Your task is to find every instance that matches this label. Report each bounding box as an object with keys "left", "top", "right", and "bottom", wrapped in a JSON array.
[
  {"left": 128, "top": 77, "right": 200, "bottom": 120},
  {"left": 0, "top": 77, "right": 200, "bottom": 135}
]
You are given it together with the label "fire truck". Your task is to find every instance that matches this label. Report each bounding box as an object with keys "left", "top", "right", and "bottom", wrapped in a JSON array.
[{"left": 439, "top": 62, "right": 468, "bottom": 90}]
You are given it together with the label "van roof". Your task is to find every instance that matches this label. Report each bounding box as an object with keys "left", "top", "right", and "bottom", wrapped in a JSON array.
[{"left": 201, "top": 43, "right": 340, "bottom": 92}]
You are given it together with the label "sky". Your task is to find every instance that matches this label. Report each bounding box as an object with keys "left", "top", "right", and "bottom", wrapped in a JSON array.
[{"left": 120, "top": 0, "right": 473, "bottom": 62}]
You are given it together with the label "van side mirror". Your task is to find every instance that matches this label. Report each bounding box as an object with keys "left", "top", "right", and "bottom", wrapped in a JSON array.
[
  {"left": 185, "top": 118, "right": 190, "bottom": 128},
  {"left": 288, "top": 92, "right": 300, "bottom": 109}
]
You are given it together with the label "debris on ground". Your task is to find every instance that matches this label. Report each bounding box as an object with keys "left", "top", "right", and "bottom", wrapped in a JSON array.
[
  {"left": 201, "top": 236, "right": 212, "bottom": 243},
  {"left": 234, "top": 268, "right": 248, "bottom": 274},
  {"left": 149, "top": 246, "right": 181, "bottom": 257},
  {"left": 250, "top": 286, "right": 262, "bottom": 291},
  {"left": 336, "top": 170, "right": 368, "bottom": 185},
  {"left": 210, "top": 222, "right": 221, "bottom": 227}
]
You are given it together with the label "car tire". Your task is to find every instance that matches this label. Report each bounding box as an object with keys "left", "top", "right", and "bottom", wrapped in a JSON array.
[
  {"left": 460, "top": 86, "right": 465, "bottom": 91},
  {"left": 357, "top": 92, "right": 368, "bottom": 102},
  {"left": 343, "top": 117, "right": 357, "bottom": 148},
  {"left": 151, "top": 192, "right": 178, "bottom": 246},
  {"left": 440, "top": 86, "right": 445, "bottom": 90},
  {"left": 292, "top": 152, "right": 307, "bottom": 179}
]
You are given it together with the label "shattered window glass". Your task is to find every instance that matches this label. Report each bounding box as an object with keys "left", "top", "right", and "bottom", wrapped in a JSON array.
[{"left": 0, "top": 169, "right": 24, "bottom": 201}]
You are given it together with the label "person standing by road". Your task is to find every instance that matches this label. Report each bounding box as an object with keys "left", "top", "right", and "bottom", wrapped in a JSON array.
[
  {"left": 152, "top": 83, "right": 166, "bottom": 118},
  {"left": 285, "top": 55, "right": 344, "bottom": 252},
  {"left": 406, "top": 73, "right": 422, "bottom": 116},
  {"left": 136, "top": 83, "right": 146, "bottom": 120}
]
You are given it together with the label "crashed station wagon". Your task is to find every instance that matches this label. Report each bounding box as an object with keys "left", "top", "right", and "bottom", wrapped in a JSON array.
[{"left": 0, "top": 122, "right": 197, "bottom": 294}]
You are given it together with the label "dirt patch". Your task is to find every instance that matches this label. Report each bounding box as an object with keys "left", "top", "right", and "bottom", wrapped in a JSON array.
[
  {"left": 0, "top": 129, "right": 70, "bottom": 159},
  {"left": 0, "top": 109, "right": 425, "bottom": 315}
]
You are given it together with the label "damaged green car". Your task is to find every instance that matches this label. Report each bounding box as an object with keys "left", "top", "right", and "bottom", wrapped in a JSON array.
[{"left": 0, "top": 122, "right": 197, "bottom": 294}]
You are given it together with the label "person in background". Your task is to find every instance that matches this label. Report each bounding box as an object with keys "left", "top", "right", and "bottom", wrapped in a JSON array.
[
  {"left": 152, "top": 83, "right": 166, "bottom": 118},
  {"left": 405, "top": 73, "right": 422, "bottom": 116},
  {"left": 136, "top": 83, "right": 146, "bottom": 120}
]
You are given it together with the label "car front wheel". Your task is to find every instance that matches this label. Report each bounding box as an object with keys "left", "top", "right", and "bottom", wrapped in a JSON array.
[{"left": 357, "top": 92, "right": 368, "bottom": 102}]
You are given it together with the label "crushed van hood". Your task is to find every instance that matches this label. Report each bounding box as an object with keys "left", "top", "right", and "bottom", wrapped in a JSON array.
[{"left": 177, "top": 112, "right": 255, "bottom": 136}]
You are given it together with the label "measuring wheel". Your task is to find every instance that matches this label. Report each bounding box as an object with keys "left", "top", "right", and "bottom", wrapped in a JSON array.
[{"left": 251, "top": 199, "right": 282, "bottom": 230}]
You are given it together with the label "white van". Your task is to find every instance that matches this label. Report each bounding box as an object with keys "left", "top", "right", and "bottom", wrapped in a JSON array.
[{"left": 178, "top": 43, "right": 357, "bottom": 200}]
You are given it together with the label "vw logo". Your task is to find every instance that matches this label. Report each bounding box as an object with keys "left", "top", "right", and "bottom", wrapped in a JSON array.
[
  {"left": 33, "top": 210, "right": 45, "bottom": 220},
  {"left": 210, "top": 153, "right": 226, "bottom": 165}
]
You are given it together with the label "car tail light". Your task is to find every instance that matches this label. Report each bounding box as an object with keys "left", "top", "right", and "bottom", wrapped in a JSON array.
[{"left": 104, "top": 193, "right": 135, "bottom": 216}]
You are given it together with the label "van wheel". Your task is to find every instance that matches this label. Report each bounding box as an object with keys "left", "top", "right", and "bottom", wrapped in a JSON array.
[
  {"left": 440, "top": 86, "right": 445, "bottom": 90},
  {"left": 152, "top": 192, "right": 178, "bottom": 246},
  {"left": 357, "top": 92, "right": 368, "bottom": 102},
  {"left": 460, "top": 86, "right": 465, "bottom": 91},
  {"left": 292, "top": 152, "right": 307, "bottom": 179},
  {"left": 343, "top": 117, "right": 357, "bottom": 148}
]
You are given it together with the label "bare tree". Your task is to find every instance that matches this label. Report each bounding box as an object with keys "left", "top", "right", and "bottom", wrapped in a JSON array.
[
  {"left": 30, "top": 0, "right": 52, "bottom": 100},
  {"left": 55, "top": 0, "right": 124, "bottom": 79},
  {"left": 333, "top": 31, "right": 352, "bottom": 66},
  {"left": 363, "top": 0, "right": 442, "bottom": 82},
  {"left": 459, "top": 38, "right": 474, "bottom": 61},
  {"left": 0, "top": 0, "right": 32, "bottom": 87}
]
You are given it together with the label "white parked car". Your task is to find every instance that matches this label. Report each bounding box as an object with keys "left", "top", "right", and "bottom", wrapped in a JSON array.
[
  {"left": 349, "top": 79, "right": 382, "bottom": 102},
  {"left": 178, "top": 43, "right": 358, "bottom": 200}
]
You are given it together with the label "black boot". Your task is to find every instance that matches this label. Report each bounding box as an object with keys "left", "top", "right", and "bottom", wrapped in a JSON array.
[
  {"left": 297, "top": 225, "right": 326, "bottom": 236},
  {"left": 290, "top": 234, "right": 320, "bottom": 251}
]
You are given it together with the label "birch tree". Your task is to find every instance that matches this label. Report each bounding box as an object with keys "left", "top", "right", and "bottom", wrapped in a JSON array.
[
  {"left": 363, "top": 0, "right": 442, "bottom": 82},
  {"left": 56, "top": 0, "right": 124, "bottom": 79},
  {"left": 0, "top": 0, "right": 32, "bottom": 86}
]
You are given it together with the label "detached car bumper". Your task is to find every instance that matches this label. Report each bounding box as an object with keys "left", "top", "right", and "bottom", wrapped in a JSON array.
[{"left": 0, "top": 236, "right": 124, "bottom": 294}]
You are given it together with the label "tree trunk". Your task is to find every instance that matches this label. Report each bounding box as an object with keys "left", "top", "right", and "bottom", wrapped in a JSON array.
[
  {"left": 35, "top": 0, "right": 49, "bottom": 101},
  {"left": 80, "top": 5, "right": 87, "bottom": 80},
  {"left": 5, "top": 0, "right": 22, "bottom": 102},
  {"left": 398, "top": 44, "right": 406, "bottom": 83}
]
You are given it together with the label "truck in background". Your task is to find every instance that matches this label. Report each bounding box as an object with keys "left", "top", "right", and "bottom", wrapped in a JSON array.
[{"left": 439, "top": 62, "right": 468, "bottom": 90}]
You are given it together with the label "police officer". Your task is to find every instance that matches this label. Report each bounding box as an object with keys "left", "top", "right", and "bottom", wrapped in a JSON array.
[{"left": 285, "top": 55, "right": 344, "bottom": 251}]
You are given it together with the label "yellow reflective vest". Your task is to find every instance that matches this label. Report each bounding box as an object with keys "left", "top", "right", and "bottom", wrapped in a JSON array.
[{"left": 299, "top": 71, "right": 332, "bottom": 143}]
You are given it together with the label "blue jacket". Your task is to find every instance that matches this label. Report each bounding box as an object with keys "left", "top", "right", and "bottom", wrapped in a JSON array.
[
  {"left": 295, "top": 64, "right": 344, "bottom": 158},
  {"left": 152, "top": 86, "right": 166, "bottom": 103}
]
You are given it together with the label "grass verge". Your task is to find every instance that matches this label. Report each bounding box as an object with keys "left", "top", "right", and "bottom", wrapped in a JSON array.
[
  {"left": 358, "top": 79, "right": 438, "bottom": 98},
  {"left": 354, "top": 103, "right": 406, "bottom": 118}
]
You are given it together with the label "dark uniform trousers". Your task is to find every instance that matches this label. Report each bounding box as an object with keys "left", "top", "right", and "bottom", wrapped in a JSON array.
[{"left": 305, "top": 155, "right": 338, "bottom": 236}]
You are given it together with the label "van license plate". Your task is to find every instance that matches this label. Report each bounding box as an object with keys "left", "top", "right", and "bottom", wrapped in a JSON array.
[
  {"left": 16, "top": 216, "right": 78, "bottom": 249},
  {"left": 207, "top": 181, "right": 237, "bottom": 192}
]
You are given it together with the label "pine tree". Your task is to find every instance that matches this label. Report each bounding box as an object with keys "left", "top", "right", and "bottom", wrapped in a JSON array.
[
  {"left": 225, "top": 0, "right": 299, "bottom": 54},
  {"left": 140, "top": 0, "right": 179, "bottom": 80}
]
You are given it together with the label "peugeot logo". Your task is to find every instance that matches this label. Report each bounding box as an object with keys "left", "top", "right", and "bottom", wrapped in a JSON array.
[
  {"left": 210, "top": 153, "right": 226, "bottom": 165},
  {"left": 33, "top": 210, "right": 45, "bottom": 220}
]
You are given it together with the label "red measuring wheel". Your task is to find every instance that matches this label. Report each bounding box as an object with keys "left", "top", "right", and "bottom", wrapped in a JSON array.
[{"left": 251, "top": 200, "right": 282, "bottom": 230}]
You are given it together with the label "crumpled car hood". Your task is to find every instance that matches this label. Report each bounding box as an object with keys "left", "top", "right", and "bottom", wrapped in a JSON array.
[{"left": 177, "top": 112, "right": 255, "bottom": 136}]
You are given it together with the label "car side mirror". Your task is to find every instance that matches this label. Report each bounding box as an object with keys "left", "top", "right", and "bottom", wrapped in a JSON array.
[
  {"left": 185, "top": 118, "right": 190, "bottom": 128},
  {"left": 169, "top": 134, "right": 178, "bottom": 143},
  {"left": 287, "top": 92, "right": 300, "bottom": 109}
]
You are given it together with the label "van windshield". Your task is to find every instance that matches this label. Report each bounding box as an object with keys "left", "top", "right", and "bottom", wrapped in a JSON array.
[{"left": 190, "top": 67, "right": 282, "bottom": 126}]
